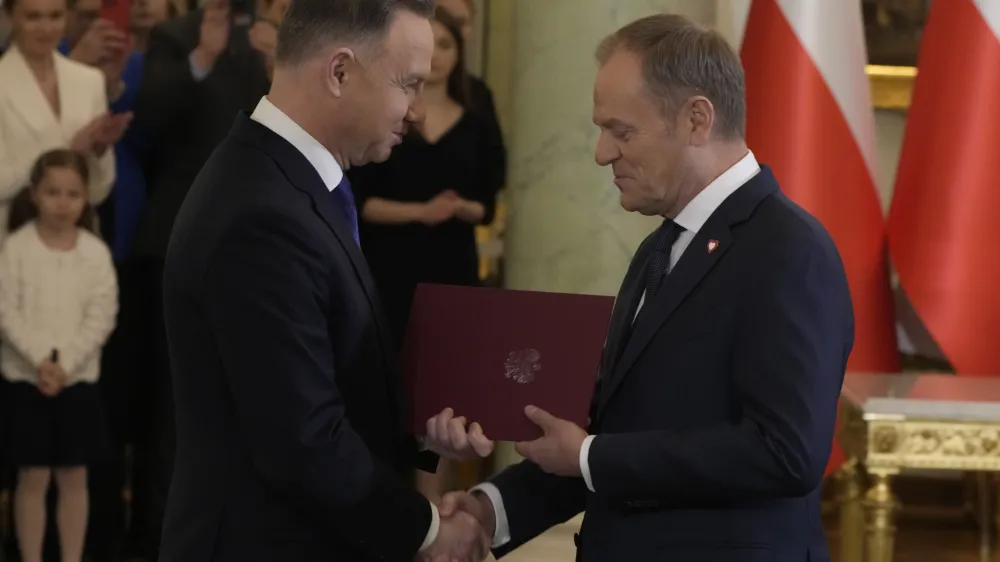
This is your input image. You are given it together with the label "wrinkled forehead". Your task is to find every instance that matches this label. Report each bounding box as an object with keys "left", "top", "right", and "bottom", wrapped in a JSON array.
[{"left": 593, "top": 50, "right": 654, "bottom": 120}]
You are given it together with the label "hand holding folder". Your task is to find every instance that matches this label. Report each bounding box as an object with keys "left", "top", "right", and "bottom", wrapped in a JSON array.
[
  {"left": 405, "top": 284, "right": 614, "bottom": 443},
  {"left": 423, "top": 407, "right": 494, "bottom": 460}
]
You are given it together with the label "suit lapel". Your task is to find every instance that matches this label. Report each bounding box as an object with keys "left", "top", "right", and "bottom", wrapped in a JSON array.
[
  {"left": 598, "top": 234, "right": 656, "bottom": 382},
  {"left": 0, "top": 46, "right": 58, "bottom": 135},
  {"left": 596, "top": 167, "right": 780, "bottom": 417},
  {"left": 54, "top": 54, "right": 87, "bottom": 126},
  {"left": 229, "top": 115, "right": 388, "bottom": 345}
]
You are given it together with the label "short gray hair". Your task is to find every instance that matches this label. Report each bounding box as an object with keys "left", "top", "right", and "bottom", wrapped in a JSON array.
[
  {"left": 596, "top": 14, "right": 746, "bottom": 140},
  {"left": 276, "top": 0, "right": 435, "bottom": 66}
]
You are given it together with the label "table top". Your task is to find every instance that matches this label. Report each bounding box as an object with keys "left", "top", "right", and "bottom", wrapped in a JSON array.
[{"left": 842, "top": 373, "right": 1000, "bottom": 421}]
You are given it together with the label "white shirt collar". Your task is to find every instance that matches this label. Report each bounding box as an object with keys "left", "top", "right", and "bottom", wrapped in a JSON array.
[
  {"left": 250, "top": 96, "right": 344, "bottom": 192},
  {"left": 674, "top": 150, "right": 761, "bottom": 234}
]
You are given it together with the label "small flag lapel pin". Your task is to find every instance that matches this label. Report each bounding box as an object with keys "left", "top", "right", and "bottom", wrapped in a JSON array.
[{"left": 707, "top": 239, "right": 719, "bottom": 253}]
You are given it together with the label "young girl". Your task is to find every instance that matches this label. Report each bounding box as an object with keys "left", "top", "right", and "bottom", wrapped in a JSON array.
[{"left": 0, "top": 149, "right": 118, "bottom": 562}]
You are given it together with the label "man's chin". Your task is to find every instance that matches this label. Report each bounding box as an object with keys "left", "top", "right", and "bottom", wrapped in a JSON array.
[
  {"left": 366, "top": 145, "right": 394, "bottom": 165},
  {"left": 619, "top": 193, "right": 637, "bottom": 212}
]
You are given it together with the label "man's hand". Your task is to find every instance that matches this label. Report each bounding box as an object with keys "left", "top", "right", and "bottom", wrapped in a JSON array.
[
  {"left": 425, "top": 408, "right": 494, "bottom": 460},
  {"left": 514, "top": 406, "right": 587, "bottom": 477},
  {"left": 419, "top": 191, "right": 460, "bottom": 226},
  {"left": 439, "top": 491, "right": 495, "bottom": 539},
  {"left": 418, "top": 509, "right": 490, "bottom": 562}
]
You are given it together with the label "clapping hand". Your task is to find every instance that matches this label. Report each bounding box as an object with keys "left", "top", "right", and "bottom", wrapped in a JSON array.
[
  {"left": 424, "top": 408, "right": 494, "bottom": 460},
  {"left": 70, "top": 19, "right": 129, "bottom": 67},
  {"left": 249, "top": 19, "right": 278, "bottom": 71},
  {"left": 95, "top": 112, "right": 134, "bottom": 150},
  {"left": 192, "top": 0, "right": 230, "bottom": 72}
]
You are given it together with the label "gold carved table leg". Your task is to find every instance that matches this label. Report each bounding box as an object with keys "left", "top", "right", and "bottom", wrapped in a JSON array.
[
  {"left": 864, "top": 471, "right": 898, "bottom": 562},
  {"left": 994, "top": 473, "right": 1000, "bottom": 562},
  {"left": 836, "top": 458, "right": 866, "bottom": 562}
]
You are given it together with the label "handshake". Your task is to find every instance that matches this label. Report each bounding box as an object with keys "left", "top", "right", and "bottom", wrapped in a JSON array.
[
  {"left": 418, "top": 491, "right": 496, "bottom": 562},
  {"left": 417, "top": 408, "right": 495, "bottom": 562},
  {"left": 416, "top": 405, "right": 588, "bottom": 561}
]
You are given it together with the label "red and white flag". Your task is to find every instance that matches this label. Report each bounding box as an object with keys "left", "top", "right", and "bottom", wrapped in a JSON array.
[
  {"left": 889, "top": 0, "right": 1000, "bottom": 376},
  {"left": 741, "top": 0, "right": 900, "bottom": 476}
]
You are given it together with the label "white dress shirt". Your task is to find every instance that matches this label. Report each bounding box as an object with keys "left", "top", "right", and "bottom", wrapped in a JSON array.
[
  {"left": 248, "top": 97, "right": 441, "bottom": 552},
  {"left": 473, "top": 150, "right": 761, "bottom": 548}
]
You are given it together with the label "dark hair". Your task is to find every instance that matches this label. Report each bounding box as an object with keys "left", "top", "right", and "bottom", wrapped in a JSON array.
[
  {"left": 433, "top": 7, "right": 469, "bottom": 107},
  {"left": 4, "top": 0, "right": 69, "bottom": 12},
  {"left": 596, "top": 14, "right": 746, "bottom": 140},
  {"left": 276, "top": 0, "right": 435, "bottom": 66},
  {"left": 9, "top": 149, "right": 97, "bottom": 234}
]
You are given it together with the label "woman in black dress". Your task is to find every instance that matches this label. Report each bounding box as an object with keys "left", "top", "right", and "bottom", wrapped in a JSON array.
[{"left": 350, "top": 7, "right": 505, "bottom": 349}]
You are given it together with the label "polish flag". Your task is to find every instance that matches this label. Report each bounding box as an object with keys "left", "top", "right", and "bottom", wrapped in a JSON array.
[
  {"left": 740, "top": 0, "right": 900, "bottom": 476},
  {"left": 889, "top": 0, "right": 1000, "bottom": 376}
]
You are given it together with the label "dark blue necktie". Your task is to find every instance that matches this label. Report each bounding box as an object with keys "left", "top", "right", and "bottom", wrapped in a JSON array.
[
  {"left": 644, "top": 219, "right": 684, "bottom": 299},
  {"left": 331, "top": 176, "right": 360, "bottom": 246}
]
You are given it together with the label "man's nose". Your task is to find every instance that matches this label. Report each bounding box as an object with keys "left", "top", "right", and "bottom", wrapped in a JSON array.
[
  {"left": 594, "top": 144, "right": 617, "bottom": 167},
  {"left": 407, "top": 102, "right": 427, "bottom": 124}
]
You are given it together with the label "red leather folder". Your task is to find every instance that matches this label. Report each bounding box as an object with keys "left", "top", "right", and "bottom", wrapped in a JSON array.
[{"left": 404, "top": 284, "right": 615, "bottom": 442}]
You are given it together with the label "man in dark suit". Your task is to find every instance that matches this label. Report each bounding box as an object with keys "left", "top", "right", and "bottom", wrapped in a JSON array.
[
  {"left": 129, "top": 1, "right": 279, "bottom": 557},
  {"left": 160, "top": 1, "right": 494, "bottom": 561},
  {"left": 435, "top": 13, "right": 854, "bottom": 562}
]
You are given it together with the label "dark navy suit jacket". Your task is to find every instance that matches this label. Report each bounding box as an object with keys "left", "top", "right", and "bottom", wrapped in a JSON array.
[
  {"left": 160, "top": 114, "right": 434, "bottom": 562},
  {"left": 489, "top": 166, "right": 854, "bottom": 562}
]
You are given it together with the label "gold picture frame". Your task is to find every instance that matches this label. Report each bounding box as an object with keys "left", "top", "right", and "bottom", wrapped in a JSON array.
[
  {"left": 866, "top": 64, "right": 917, "bottom": 110},
  {"left": 862, "top": 0, "right": 928, "bottom": 110}
]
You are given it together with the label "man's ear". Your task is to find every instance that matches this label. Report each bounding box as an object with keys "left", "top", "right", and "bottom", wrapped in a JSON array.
[
  {"left": 685, "top": 95, "right": 715, "bottom": 146},
  {"left": 326, "top": 47, "right": 356, "bottom": 98}
]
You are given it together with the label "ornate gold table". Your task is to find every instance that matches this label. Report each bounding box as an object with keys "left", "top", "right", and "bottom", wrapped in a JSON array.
[{"left": 837, "top": 373, "right": 1000, "bottom": 562}]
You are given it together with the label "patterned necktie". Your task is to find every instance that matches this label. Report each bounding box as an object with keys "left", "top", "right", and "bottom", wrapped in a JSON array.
[
  {"left": 330, "top": 176, "right": 360, "bottom": 246},
  {"left": 644, "top": 219, "right": 684, "bottom": 299}
]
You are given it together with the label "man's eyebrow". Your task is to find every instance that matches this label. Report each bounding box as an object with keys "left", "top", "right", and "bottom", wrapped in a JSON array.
[{"left": 595, "top": 117, "right": 629, "bottom": 129}]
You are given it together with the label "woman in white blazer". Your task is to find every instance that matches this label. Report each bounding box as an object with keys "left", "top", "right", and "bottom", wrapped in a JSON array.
[{"left": 0, "top": 0, "right": 130, "bottom": 240}]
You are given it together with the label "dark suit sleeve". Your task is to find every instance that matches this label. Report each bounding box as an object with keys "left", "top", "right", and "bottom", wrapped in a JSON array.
[
  {"left": 134, "top": 22, "right": 200, "bottom": 135},
  {"left": 204, "top": 209, "right": 432, "bottom": 560},
  {"left": 488, "top": 460, "right": 587, "bottom": 558},
  {"left": 587, "top": 237, "right": 853, "bottom": 504}
]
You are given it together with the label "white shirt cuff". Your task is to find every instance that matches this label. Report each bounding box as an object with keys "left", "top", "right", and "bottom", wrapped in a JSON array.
[
  {"left": 418, "top": 500, "right": 440, "bottom": 552},
  {"left": 581, "top": 435, "right": 596, "bottom": 492},
  {"left": 470, "top": 482, "right": 511, "bottom": 548}
]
